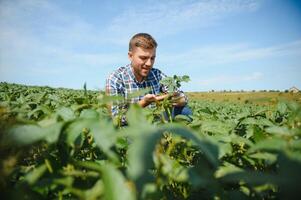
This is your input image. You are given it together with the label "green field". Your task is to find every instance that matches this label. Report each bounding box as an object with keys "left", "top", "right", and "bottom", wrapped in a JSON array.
[
  {"left": 188, "top": 91, "right": 301, "bottom": 105},
  {"left": 1, "top": 82, "right": 301, "bottom": 200}
]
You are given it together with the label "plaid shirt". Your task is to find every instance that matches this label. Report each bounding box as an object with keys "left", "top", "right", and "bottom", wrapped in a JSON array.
[{"left": 106, "top": 64, "right": 187, "bottom": 116}]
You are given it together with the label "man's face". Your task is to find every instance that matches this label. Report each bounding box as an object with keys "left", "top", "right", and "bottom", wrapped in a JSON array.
[{"left": 128, "top": 47, "right": 156, "bottom": 82}]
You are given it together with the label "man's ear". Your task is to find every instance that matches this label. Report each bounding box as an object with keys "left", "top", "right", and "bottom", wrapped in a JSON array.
[{"left": 128, "top": 51, "right": 133, "bottom": 62}]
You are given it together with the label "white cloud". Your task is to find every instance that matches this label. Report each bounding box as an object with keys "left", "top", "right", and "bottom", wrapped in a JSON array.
[
  {"left": 107, "top": 0, "right": 261, "bottom": 41},
  {"left": 244, "top": 72, "right": 263, "bottom": 81},
  {"left": 158, "top": 40, "right": 301, "bottom": 67},
  {"left": 0, "top": 0, "right": 264, "bottom": 67},
  {"left": 0, "top": 0, "right": 127, "bottom": 80},
  {"left": 199, "top": 72, "right": 264, "bottom": 86},
  {"left": 0, "top": 0, "right": 104, "bottom": 47}
]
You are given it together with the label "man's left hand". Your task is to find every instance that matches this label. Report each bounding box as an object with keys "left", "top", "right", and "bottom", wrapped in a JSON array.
[{"left": 170, "top": 92, "right": 186, "bottom": 107}]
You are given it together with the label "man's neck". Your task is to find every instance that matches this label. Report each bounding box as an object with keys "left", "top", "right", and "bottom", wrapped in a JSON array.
[
  {"left": 135, "top": 75, "right": 144, "bottom": 83},
  {"left": 130, "top": 65, "right": 144, "bottom": 83}
]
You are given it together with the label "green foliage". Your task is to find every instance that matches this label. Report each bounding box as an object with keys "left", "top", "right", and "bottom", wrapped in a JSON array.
[
  {"left": 1, "top": 82, "right": 301, "bottom": 199},
  {"left": 160, "top": 75, "right": 190, "bottom": 93}
]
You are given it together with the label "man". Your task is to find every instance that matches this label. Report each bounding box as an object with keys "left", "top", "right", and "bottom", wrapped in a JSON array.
[{"left": 106, "top": 33, "right": 192, "bottom": 122}]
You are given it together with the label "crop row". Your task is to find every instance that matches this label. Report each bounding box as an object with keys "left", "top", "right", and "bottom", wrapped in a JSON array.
[{"left": 0, "top": 82, "right": 301, "bottom": 199}]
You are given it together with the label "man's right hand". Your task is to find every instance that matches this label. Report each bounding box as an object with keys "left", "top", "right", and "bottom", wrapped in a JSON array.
[{"left": 138, "top": 93, "right": 170, "bottom": 107}]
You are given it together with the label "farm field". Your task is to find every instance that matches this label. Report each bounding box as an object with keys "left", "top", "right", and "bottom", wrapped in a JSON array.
[
  {"left": 1, "top": 82, "right": 301, "bottom": 200},
  {"left": 187, "top": 91, "right": 301, "bottom": 105}
]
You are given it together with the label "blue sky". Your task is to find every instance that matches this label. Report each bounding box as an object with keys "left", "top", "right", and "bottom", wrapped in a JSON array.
[{"left": 0, "top": 0, "right": 300, "bottom": 92}]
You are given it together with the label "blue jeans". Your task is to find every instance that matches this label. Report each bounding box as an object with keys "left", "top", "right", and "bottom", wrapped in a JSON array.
[
  {"left": 164, "top": 105, "right": 193, "bottom": 122},
  {"left": 172, "top": 106, "right": 192, "bottom": 117}
]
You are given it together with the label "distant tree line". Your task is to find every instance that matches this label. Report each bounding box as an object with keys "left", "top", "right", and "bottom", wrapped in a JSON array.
[{"left": 207, "top": 89, "right": 298, "bottom": 93}]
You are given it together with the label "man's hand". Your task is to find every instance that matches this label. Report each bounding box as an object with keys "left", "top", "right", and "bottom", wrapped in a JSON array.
[
  {"left": 138, "top": 93, "right": 186, "bottom": 107},
  {"left": 154, "top": 93, "right": 170, "bottom": 101},
  {"left": 170, "top": 92, "right": 186, "bottom": 107},
  {"left": 138, "top": 93, "right": 170, "bottom": 107}
]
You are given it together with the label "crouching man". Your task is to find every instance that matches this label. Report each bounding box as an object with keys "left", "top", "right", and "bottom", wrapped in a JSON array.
[{"left": 105, "top": 33, "right": 192, "bottom": 124}]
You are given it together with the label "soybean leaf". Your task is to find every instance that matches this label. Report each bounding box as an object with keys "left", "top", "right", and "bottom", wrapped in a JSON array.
[
  {"left": 57, "top": 107, "right": 76, "bottom": 121},
  {"left": 248, "top": 138, "right": 287, "bottom": 153},
  {"left": 102, "top": 163, "right": 135, "bottom": 200},
  {"left": 79, "top": 109, "right": 99, "bottom": 119},
  {"left": 6, "top": 123, "right": 62, "bottom": 146},
  {"left": 215, "top": 162, "right": 243, "bottom": 178}
]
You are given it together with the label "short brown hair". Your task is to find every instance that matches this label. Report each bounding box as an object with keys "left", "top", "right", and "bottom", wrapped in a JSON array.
[{"left": 129, "top": 33, "right": 157, "bottom": 51}]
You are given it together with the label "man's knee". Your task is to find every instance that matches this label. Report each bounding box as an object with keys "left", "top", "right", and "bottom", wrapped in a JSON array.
[{"left": 172, "top": 105, "right": 192, "bottom": 117}]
